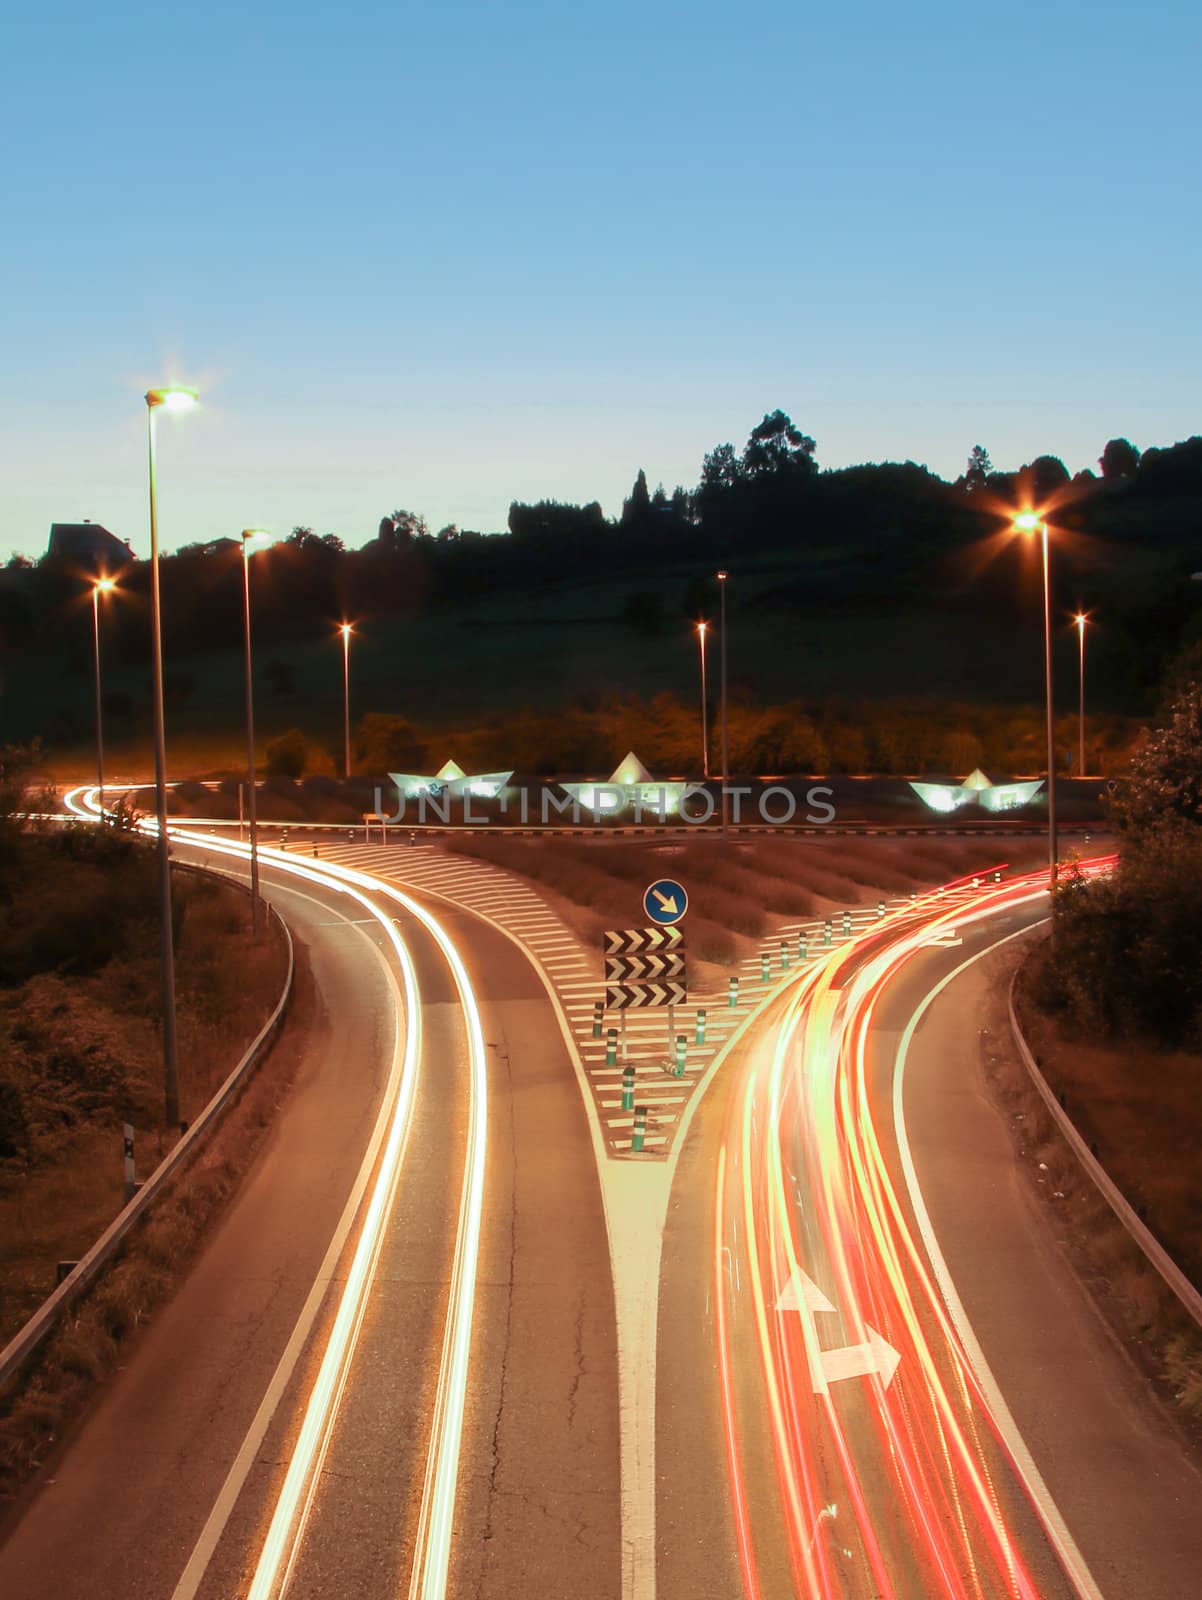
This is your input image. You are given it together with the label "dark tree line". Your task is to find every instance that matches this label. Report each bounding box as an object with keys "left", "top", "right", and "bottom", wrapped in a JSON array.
[{"left": 5, "top": 412, "right": 1202, "bottom": 725}]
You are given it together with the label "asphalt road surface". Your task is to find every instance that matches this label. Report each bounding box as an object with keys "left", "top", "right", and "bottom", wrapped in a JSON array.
[
  {"left": 0, "top": 844, "right": 618, "bottom": 1600},
  {"left": 657, "top": 863, "right": 1202, "bottom": 1600}
]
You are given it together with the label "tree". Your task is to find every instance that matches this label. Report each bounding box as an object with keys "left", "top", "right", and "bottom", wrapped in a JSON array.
[
  {"left": 265, "top": 728, "right": 310, "bottom": 778},
  {"left": 1099, "top": 437, "right": 1141, "bottom": 481},
  {"left": 621, "top": 469, "right": 651, "bottom": 528},
  {"left": 669, "top": 485, "right": 695, "bottom": 524},
  {"left": 1017, "top": 454, "right": 1070, "bottom": 505},
  {"left": 1108, "top": 682, "right": 1202, "bottom": 833},
  {"left": 355, "top": 713, "right": 426, "bottom": 771},
  {"left": 377, "top": 510, "right": 428, "bottom": 548},
  {"left": 436, "top": 523, "right": 460, "bottom": 542},
  {"left": 963, "top": 444, "right": 992, "bottom": 494},
  {"left": 699, "top": 442, "right": 742, "bottom": 493},
  {"left": 741, "top": 410, "right": 817, "bottom": 478}
]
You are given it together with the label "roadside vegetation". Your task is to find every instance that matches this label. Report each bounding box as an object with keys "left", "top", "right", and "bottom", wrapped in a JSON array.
[
  {"left": 1016, "top": 676, "right": 1202, "bottom": 1415},
  {"left": 40, "top": 693, "right": 1140, "bottom": 795},
  {"left": 0, "top": 749, "right": 292, "bottom": 1494}
]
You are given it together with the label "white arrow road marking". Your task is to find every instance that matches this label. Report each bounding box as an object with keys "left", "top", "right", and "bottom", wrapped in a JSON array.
[
  {"left": 819, "top": 1327, "right": 902, "bottom": 1390},
  {"left": 774, "top": 1269, "right": 836, "bottom": 1315},
  {"left": 775, "top": 1266, "right": 902, "bottom": 1395}
]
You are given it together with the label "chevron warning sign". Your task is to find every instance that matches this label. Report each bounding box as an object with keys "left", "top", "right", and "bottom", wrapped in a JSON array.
[
  {"left": 604, "top": 951, "right": 686, "bottom": 985},
  {"left": 606, "top": 980, "right": 688, "bottom": 1011},
  {"left": 602, "top": 926, "right": 688, "bottom": 1008},
  {"left": 603, "top": 926, "right": 684, "bottom": 956}
]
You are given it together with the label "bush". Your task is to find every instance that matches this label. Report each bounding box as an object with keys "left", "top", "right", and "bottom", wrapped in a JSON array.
[
  {"left": 0, "top": 1075, "right": 27, "bottom": 1157},
  {"left": 354, "top": 714, "right": 426, "bottom": 773},
  {"left": 265, "top": 728, "right": 309, "bottom": 778},
  {"left": 1030, "top": 833, "right": 1202, "bottom": 1045}
]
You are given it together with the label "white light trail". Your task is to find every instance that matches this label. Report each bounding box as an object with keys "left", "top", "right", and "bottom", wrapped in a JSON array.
[{"left": 63, "top": 788, "right": 489, "bottom": 1600}]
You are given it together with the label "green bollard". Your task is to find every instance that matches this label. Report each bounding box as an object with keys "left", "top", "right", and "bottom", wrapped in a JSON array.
[
  {"left": 798, "top": 932, "right": 808, "bottom": 961},
  {"left": 606, "top": 1027, "right": 618, "bottom": 1067},
  {"left": 632, "top": 1105, "right": 648, "bottom": 1152},
  {"left": 780, "top": 939, "right": 790, "bottom": 972},
  {"left": 824, "top": 918, "right": 832, "bottom": 947},
  {"left": 729, "top": 974, "right": 740, "bottom": 1008},
  {"left": 621, "top": 1063, "right": 635, "bottom": 1111},
  {"left": 673, "top": 1035, "right": 687, "bottom": 1076},
  {"left": 760, "top": 952, "right": 770, "bottom": 981},
  {"left": 695, "top": 1008, "right": 707, "bottom": 1045},
  {"left": 592, "top": 1000, "right": 604, "bottom": 1039},
  {"left": 842, "top": 909, "right": 851, "bottom": 936}
]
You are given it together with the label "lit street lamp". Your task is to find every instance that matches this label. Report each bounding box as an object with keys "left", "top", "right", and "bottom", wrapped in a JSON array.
[
  {"left": 1014, "top": 512, "right": 1057, "bottom": 887},
  {"left": 145, "top": 384, "right": 197, "bottom": 1129},
  {"left": 90, "top": 577, "right": 115, "bottom": 810},
  {"left": 339, "top": 622, "right": 354, "bottom": 780},
  {"left": 696, "top": 620, "right": 710, "bottom": 779},
  {"left": 241, "top": 530, "right": 272, "bottom": 934},
  {"left": 1074, "top": 612, "right": 1089, "bottom": 778},
  {"left": 717, "top": 571, "right": 729, "bottom": 834}
]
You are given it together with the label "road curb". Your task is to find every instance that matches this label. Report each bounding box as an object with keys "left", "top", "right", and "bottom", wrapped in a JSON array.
[
  {"left": 1008, "top": 974, "right": 1202, "bottom": 1332},
  {"left": 0, "top": 884, "right": 296, "bottom": 1396}
]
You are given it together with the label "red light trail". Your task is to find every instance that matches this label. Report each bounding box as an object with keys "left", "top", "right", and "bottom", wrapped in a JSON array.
[{"left": 714, "top": 859, "right": 1115, "bottom": 1599}]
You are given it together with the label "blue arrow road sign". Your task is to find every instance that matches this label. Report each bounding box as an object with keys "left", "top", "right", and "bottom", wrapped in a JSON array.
[{"left": 643, "top": 878, "right": 688, "bottom": 926}]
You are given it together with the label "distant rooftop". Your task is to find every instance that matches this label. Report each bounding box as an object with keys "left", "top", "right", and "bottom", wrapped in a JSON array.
[{"left": 47, "top": 521, "right": 134, "bottom": 571}]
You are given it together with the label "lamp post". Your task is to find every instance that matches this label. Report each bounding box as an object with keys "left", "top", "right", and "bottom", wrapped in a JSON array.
[
  {"left": 145, "top": 384, "right": 197, "bottom": 1129},
  {"left": 339, "top": 622, "right": 353, "bottom": 780},
  {"left": 90, "top": 577, "right": 115, "bottom": 811},
  {"left": 696, "top": 620, "right": 710, "bottom": 779},
  {"left": 1014, "top": 513, "right": 1057, "bottom": 888},
  {"left": 1074, "top": 612, "right": 1088, "bottom": 778},
  {"left": 241, "top": 530, "right": 272, "bottom": 934},
  {"left": 717, "top": 571, "right": 729, "bottom": 834}
]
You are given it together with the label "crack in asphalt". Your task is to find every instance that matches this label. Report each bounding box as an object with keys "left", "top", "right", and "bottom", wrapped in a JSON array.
[{"left": 566, "top": 1289, "right": 586, "bottom": 1432}]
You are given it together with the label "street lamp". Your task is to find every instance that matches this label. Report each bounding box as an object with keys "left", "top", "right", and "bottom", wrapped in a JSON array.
[
  {"left": 241, "top": 530, "right": 272, "bottom": 935},
  {"left": 1074, "top": 612, "right": 1089, "bottom": 778},
  {"left": 339, "top": 622, "right": 354, "bottom": 781},
  {"left": 696, "top": 620, "right": 710, "bottom": 779},
  {"left": 1014, "top": 512, "right": 1057, "bottom": 888},
  {"left": 716, "top": 571, "right": 730, "bottom": 834},
  {"left": 90, "top": 577, "right": 116, "bottom": 811},
  {"left": 145, "top": 384, "right": 197, "bottom": 1129}
]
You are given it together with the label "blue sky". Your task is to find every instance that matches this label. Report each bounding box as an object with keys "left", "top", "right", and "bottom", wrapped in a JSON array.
[{"left": 1, "top": 0, "right": 1198, "bottom": 555}]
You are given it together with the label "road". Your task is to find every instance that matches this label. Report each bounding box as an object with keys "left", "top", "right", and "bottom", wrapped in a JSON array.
[
  {"left": 657, "top": 858, "right": 1202, "bottom": 1600},
  {"left": 6, "top": 808, "right": 1202, "bottom": 1599},
  {"left": 0, "top": 830, "right": 618, "bottom": 1600}
]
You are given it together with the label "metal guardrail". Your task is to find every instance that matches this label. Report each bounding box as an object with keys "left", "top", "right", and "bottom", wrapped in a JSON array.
[
  {"left": 178, "top": 817, "right": 1103, "bottom": 839},
  {"left": 1008, "top": 975, "right": 1202, "bottom": 1332},
  {"left": 0, "top": 899, "right": 295, "bottom": 1394}
]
